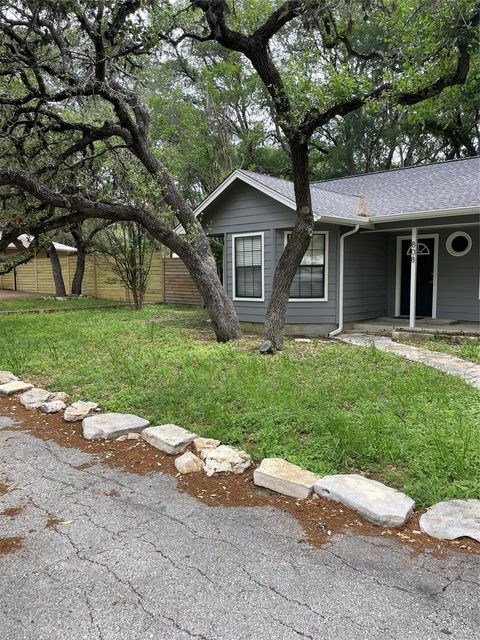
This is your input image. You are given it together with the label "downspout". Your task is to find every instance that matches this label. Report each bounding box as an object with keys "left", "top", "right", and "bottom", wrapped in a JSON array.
[{"left": 329, "top": 224, "right": 360, "bottom": 337}]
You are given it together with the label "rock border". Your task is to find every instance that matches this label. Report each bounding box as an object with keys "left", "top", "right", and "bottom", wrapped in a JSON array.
[{"left": 2, "top": 369, "right": 478, "bottom": 542}]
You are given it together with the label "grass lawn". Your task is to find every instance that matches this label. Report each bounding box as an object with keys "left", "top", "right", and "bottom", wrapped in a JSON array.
[
  {"left": 396, "top": 337, "right": 480, "bottom": 365},
  {"left": 0, "top": 295, "right": 126, "bottom": 312},
  {"left": 1, "top": 304, "right": 479, "bottom": 507}
]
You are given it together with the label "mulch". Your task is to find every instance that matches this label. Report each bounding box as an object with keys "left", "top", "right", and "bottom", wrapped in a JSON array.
[{"left": 1, "top": 396, "right": 478, "bottom": 557}]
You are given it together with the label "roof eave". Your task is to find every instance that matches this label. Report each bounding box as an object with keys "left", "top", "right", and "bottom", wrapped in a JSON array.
[{"left": 371, "top": 206, "right": 480, "bottom": 223}]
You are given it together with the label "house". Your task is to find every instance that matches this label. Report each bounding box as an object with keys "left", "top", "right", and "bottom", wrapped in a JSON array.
[{"left": 195, "top": 157, "right": 480, "bottom": 335}]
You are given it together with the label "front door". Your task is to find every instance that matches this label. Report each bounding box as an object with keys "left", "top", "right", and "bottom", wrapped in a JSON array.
[{"left": 400, "top": 237, "right": 435, "bottom": 317}]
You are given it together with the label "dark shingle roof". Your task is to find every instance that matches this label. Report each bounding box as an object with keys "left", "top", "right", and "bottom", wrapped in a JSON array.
[
  {"left": 312, "top": 157, "right": 480, "bottom": 218},
  {"left": 239, "top": 157, "right": 479, "bottom": 222},
  {"left": 238, "top": 170, "right": 363, "bottom": 221}
]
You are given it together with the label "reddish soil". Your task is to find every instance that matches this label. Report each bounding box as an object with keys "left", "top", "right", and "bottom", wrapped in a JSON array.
[
  {"left": 1, "top": 505, "right": 24, "bottom": 518},
  {"left": 1, "top": 396, "right": 478, "bottom": 556},
  {"left": 0, "top": 536, "right": 23, "bottom": 556}
]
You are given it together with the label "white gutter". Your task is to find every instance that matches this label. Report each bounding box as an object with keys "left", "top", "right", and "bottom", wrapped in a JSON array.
[
  {"left": 371, "top": 206, "right": 479, "bottom": 223},
  {"left": 329, "top": 224, "right": 360, "bottom": 338}
]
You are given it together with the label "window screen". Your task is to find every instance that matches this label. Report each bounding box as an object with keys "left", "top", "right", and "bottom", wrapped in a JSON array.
[
  {"left": 234, "top": 235, "right": 263, "bottom": 298},
  {"left": 287, "top": 233, "right": 326, "bottom": 299}
]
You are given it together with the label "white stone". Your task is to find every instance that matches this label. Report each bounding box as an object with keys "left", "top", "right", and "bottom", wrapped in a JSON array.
[
  {"left": 294, "top": 338, "right": 312, "bottom": 343},
  {"left": 116, "top": 434, "right": 128, "bottom": 442},
  {"left": 0, "top": 381, "right": 34, "bottom": 396},
  {"left": 141, "top": 424, "right": 197, "bottom": 455},
  {"left": 193, "top": 437, "right": 221, "bottom": 456},
  {"left": 0, "top": 371, "right": 19, "bottom": 384},
  {"left": 314, "top": 474, "right": 415, "bottom": 527},
  {"left": 82, "top": 413, "right": 150, "bottom": 441},
  {"left": 202, "top": 445, "right": 251, "bottom": 476},
  {"left": 127, "top": 432, "right": 141, "bottom": 440},
  {"left": 49, "top": 391, "right": 69, "bottom": 403},
  {"left": 64, "top": 401, "right": 99, "bottom": 422},
  {"left": 253, "top": 458, "right": 318, "bottom": 499},
  {"left": 20, "top": 388, "right": 52, "bottom": 410},
  {"left": 174, "top": 451, "right": 203, "bottom": 474},
  {"left": 39, "top": 400, "right": 66, "bottom": 414},
  {"left": 419, "top": 500, "right": 480, "bottom": 542}
]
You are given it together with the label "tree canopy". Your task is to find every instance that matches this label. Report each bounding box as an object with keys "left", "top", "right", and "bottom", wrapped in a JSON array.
[{"left": 0, "top": 0, "right": 478, "bottom": 345}]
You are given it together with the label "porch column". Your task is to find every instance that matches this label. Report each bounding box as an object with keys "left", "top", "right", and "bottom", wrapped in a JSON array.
[{"left": 409, "top": 227, "right": 418, "bottom": 328}]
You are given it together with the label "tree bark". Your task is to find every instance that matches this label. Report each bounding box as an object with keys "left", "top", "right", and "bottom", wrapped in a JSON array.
[
  {"left": 264, "top": 141, "right": 313, "bottom": 349},
  {"left": 177, "top": 239, "right": 241, "bottom": 342},
  {"left": 48, "top": 244, "right": 67, "bottom": 297},
  {"left": 71, "top": 246, "right": 85, "bottom": 296}
]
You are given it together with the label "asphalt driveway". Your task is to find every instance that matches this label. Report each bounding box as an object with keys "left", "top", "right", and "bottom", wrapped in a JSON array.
[{"left": 1, "top": 415, "right": 479, "bottom": 640}]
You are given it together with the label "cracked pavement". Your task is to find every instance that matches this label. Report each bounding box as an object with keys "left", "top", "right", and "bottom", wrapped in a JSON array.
[{"left": 1, "top": 425, "right": 479, "bottom": 639}]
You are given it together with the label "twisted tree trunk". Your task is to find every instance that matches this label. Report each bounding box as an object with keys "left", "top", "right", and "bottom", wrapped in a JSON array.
[
  {"left": 71, "top": 245, "right": 85, "bottom": 296},
  {"left": 264, "top": 141, "right": 313, "bottom": 350},
  {"left": 48, "top": 244, "right": 67, "bottom": 297}
]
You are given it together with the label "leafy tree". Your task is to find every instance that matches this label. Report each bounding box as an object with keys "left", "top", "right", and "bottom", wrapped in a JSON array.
[
  {"left": 0, "top": 0, "right": 241, "bottom": 342},
  {"left": 168, "top": 0, "right": 479, "bottom": 347},
  {"left": 95, "top": 222, "right": 155, "bottom": 310},
  {"left": 0, "top": 1, "right": 478, "bottom": 348}
]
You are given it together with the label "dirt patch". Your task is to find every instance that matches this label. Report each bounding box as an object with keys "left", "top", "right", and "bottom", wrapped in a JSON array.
[
  {"left": 1, "top": 396, "right": 478, "bottom": 556},
  {"left": 1, "top": 505, "right": 24, "bottom": 518},
  {"left": 105, "top": 489, "right": 119, "bottom": 497},
  {"left": 0, "top": 536, "right": 23, "bottom": 555},
  {"left": 45, "top": 518, "right": 63, "bottom": 529},
  {"left": 0, "top": 482, "right": 8, "bottom": 496}
]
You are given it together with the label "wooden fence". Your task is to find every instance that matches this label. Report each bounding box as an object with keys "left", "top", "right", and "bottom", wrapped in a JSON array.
[
  {"left": 0, "top": 252, "right": 203, "bottom": 306},
  {"left": 163, "top": 257, "right": 203, "bottom": 306}
]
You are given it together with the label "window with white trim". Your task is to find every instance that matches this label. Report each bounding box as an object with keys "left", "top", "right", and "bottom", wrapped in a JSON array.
[
  {"left": 234, "top": 234, "right": 263, "bottom": 299},
  {"left": 286, "top": 232, "right": 327, "bottom": 299}
]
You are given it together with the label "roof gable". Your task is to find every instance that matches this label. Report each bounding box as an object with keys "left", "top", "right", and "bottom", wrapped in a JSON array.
[{"left": 189, "top": 158, "right": 479, "bottom": 230}]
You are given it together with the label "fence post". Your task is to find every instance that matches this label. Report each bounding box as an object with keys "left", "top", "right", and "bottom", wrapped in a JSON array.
[
  {"left": 93, "top": 255, "right": 98, "bottom": 298},
  {"left": 34, "top": 252, "right": 39, "bottom": 292}
]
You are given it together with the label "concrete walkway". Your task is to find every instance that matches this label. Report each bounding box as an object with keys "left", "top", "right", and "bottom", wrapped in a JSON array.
[
  {"left": 340, "top": 333, "right": 480, "bottom": 389},
  {"left": 1, "top": 418, "right": 480, "bottom": 639}
]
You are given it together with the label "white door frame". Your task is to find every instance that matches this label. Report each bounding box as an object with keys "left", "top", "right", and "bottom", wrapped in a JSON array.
[{"left": 395, "top": 233, "right": 438, "bottom": 318}]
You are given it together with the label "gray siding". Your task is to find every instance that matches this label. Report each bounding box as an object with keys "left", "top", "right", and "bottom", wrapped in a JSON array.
[
  {"left": 202, "top": 182, "right": 339, "bottom": 325},
  {"left": 436, "top": 225, "right": 479, "bottom": 321},
  {"left": 385, "top": 221, "right": 480, "bottom": 321},
  {"left": 343, "top": 232, "right": 389, "bottom": 322},
  {"left": 202, "top": 181, "right": 479, "bottom": 325}
]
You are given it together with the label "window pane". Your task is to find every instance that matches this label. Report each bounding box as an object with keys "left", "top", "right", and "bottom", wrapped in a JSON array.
[
  {"left": 286, "top": 233, "right": 326, "bottom": 298},
  {"left": 235, "top": 235, "right": 262, "bottom": 298},
  {"left": 235, "top": 236, "right": 262, "bottom": 266}
]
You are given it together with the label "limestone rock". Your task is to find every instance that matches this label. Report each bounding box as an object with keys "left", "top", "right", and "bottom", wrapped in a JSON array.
[
  {"left": 174, "top": 451, "right": 203, "bottom": 474},
  {"left": 0, "top": 381, "right": 34, "bottom": 396},
  {"left": 141, "top": 424, "right": 197, "bottom": 455},
  {"left": 419, "top": 500, "right": 480, "bottom": 542},
  {"left": 259, "top": 340, "right": 274, "bottom": 355},
  {"left": 314, "top": 474, "right": 415, "bottom": 527},
  {"left": 294, "top": 338, "right": 312, "bottom": 343},
  {"left": 253, "top": 458, "right": 318, "bottom": 499},
  {"left": 64, "top": 401, "right": 99, "bottom": 422},
  {"left": 202, "top": 445, "right": 251, "bottom": 476},
  {"left": 116, "top": 434, "right": 128, "bottom": 442},
  {"left": 20, "top": 388, "right": 52, "bottom": 410},
  {"left": 193, "top": 437, "right": 221, "bottom": 456},
  {"left": 49, "top": 391, "right": 69, "bottom": 403},
  {"left": 0, "top": 371, "right": 19, "bottom": 384},
  {"left": 66, "top": 401, "right": 99, "bottom": 422},
  {"left": 39, "top": 400, "right": 66, "bottom": 414},
  {"left": 127, "top": 432, "right": 141, "bottom": 440},
  {"left": 83, "top": 413, "right": 150, "bottom": 441}
]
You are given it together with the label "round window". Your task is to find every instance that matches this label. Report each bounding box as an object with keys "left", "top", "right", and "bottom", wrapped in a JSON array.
[{"left": 446, "top": 231, "right": 472, "bottom": 257}]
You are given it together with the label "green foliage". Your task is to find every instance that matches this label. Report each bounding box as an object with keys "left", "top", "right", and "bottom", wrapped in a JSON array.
[{"left": 1, "top": 304, "right": 479, "bottom": 507}]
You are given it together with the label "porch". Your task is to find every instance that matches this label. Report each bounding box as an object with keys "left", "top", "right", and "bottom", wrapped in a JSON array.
[{"left": 348, "top": 317, "right": 480, "bottom": 339}]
